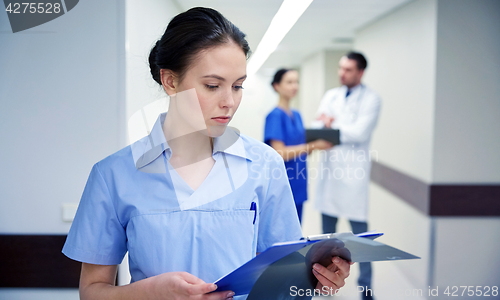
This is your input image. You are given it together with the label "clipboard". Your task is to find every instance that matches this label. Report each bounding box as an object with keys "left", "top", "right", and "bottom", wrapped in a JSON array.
[
  {"left": 305, "top": 129, "right": 340, "bottom": 145},
  {"left": 214, "top": 231, "right": 419, "bottom": 296}
]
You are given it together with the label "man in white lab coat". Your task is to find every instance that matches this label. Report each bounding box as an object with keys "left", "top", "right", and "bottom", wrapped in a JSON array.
[{"left": 313, "top": 52, "right": 381, "bottom": 300}]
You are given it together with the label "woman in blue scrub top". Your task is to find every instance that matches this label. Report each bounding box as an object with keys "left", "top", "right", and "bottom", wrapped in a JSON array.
[
  {"left": 264, "top": 69, "right": 332, "bottom": 223},
  {"left": 63, "top": 8, "right": 350, "bottom": 300}
]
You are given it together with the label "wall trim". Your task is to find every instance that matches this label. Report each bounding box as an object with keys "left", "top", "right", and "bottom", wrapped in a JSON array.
[
  {"left": 371, "top": 161, "right": 500, "bottom": 216},
  {"left": 0, "top": 235, "right": 80, "bottom": 288},
  {"left": 370, "top": 161, "right": 430, "bottom": 214}
]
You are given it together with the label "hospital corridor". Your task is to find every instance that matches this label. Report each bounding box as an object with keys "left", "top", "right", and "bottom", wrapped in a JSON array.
[{"left": 1, "top": 0, "right": 499, "bottom": 299}]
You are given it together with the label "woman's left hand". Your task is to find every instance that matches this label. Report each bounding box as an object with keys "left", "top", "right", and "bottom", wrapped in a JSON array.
[{"left": 312, "top": 256, "right": 353, "bottom": 295}]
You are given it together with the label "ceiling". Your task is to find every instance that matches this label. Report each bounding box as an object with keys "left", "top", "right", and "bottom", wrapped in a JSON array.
[{"left": 176, "top": 0, "right": 413, "bottom": 71}]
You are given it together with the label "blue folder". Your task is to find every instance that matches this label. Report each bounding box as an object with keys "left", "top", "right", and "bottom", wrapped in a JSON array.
[{"left": 214, "top": 232, "right": 419, "bottom": 297}]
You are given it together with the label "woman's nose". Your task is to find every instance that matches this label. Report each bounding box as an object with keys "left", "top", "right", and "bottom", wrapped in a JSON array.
[{"left": 220, "top": 88, "right": 235, "bottom": 108}]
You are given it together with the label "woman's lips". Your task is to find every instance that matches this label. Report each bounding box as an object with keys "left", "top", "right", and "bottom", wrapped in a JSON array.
[{"left": 211, "top": 116, "right": 231, "bottom": 124}]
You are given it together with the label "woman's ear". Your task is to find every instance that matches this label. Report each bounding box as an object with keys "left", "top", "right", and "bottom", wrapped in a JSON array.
[
  {"left": 272, "top": 83, "right": 279, "bottom": 93},
  {"left": 160, "top": 69, "right": 177, "bottom": 95}
]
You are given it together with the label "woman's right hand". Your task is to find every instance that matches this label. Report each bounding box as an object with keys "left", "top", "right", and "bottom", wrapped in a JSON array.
[
  {"left": 150, "top": 272, "right": 234, "bottom": 300},
  {"left": 79, "top": 263, "right": 234, "bottom": 300},
  {"left": 308, "top": 139, "right": 333, "bottom": 152}
]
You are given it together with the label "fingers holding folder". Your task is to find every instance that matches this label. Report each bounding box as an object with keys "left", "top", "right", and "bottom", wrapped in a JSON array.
[
  {"left": 306, "top": 238, "right": 352, "bottom": 294},
  {"left": 312, "top": 256, "right": 352, "bottom": 293}
]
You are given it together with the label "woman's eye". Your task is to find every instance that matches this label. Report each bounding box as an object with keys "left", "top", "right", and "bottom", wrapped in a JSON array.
[
  {"left": 233, "top": 85, "right": 244, "bottom": 90},
  {"left": 205, "top": 85, "right": 219, "bottom": 90}
]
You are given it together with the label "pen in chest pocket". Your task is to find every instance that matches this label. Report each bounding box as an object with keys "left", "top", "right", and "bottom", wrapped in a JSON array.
[{"left": 250, "top": 202, "right": 257, "bottom": 224}]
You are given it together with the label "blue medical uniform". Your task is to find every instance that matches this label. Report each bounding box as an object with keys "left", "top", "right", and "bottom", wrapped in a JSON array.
[
  {"left": 264, "top": 108, "right": 308, "bottom": 218},
  {"left": 62, "top": 112, "right": 302, "bottom": 296}
]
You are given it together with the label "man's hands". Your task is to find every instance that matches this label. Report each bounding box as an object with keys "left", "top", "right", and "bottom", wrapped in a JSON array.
[
  {"left": 150, "top": 272, "right": 234, "bottom": 300},
  {"left": 317, "top": 114, "right": 335, "bottom": 128},
  {"left": 312, "top": 256, "right": 353, "bottom": 295}
]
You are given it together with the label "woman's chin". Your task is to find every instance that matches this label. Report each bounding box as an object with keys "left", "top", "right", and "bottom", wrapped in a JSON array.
[{"left": 207, "top": 125, "right": 228, "bottom": 138}]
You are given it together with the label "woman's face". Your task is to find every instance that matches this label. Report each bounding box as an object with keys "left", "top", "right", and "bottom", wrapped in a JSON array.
[
  {"left": 174, "top": 41, "right": 247, "bottom": 137},
  {"left": 274, "top": 70, "right": 299, "bottom": 100}
]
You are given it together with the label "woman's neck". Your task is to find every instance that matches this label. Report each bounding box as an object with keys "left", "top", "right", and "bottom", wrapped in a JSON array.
[
  {"left": 277, "top": 96, "right": 291, "bottom": 114},
  {"left": 163, "top": 99, "right": 213, "bottom": 167}
]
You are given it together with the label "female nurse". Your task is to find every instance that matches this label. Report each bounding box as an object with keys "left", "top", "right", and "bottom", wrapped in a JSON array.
[
  {"left": 63, "top": 8, "right": 350, "bottom": 300},
  {"left": 264, "top": 69, "right": 332, "bottom": 223}
]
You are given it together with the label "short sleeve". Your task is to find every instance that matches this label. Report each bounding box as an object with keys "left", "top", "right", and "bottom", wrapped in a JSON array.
[
  {"left": 62, "top": 163, "right": 127, "bottom": 265},
  {"left": 295, "top": 111, "right": 303, "bottom": 127},
  {"left": 257, "top": 155, "right": 303, "bottom": 252},
  {"left": 264, "top": 109, "right": 285, "bottom": 145}
]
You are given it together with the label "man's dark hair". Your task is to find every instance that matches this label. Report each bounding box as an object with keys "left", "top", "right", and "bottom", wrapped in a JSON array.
[{"left": 345, "top": 51, "right": 367, "bottom": 70}]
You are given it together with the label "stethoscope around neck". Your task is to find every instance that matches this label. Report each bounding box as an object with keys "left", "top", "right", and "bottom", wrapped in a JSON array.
[
  {"left": 342, "top": 84, "right": 365, "bottom": 121},
  {"left": 346, "top": 84, "right": 365, "bottom": 103}
]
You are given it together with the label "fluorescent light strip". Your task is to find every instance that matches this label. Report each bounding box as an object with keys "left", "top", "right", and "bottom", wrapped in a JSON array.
[{"left": 247, "top": 0, "right": 314, "bottom": 76}]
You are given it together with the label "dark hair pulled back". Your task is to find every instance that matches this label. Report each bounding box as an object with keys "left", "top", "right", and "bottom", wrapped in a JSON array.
[
  {"left": 271, "top": 68, "right": 293, "bottom": 87},
  {"left": 149, "top": 7, "right": 250, "bottom": 85}
]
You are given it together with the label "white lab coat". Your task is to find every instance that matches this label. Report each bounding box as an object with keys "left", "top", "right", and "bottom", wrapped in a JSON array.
[{"left": 311, "top": 84, "right": 381, "bottom": 222}]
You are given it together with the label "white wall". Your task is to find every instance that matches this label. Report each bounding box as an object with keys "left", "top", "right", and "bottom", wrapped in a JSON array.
[
  {"left": 0, "top": 0, "right": 125, "bottom": 298},
  {"left": 324, "top": 50, "right": 345, "bottom": 91},
  {"left": 299, "top": 51, "right": 326, "bottom": 127},
  {"left": 355, "top": 0, "right": 438, "bottom": 183},
  {"left": 433, "top": 0, "right": 500, "bottom": 183},
  {"left": 433, "top": 217, "right": 500, "bottom": 289},
  {"left": 0, "top": 289, "right": 79, "bottom": 300},
  {"left": 125, "top": 0, "right": 181, "bottom": 123},
  {"left": 0, "top": 0, "right": 125, "bottom": 233},
  {"left": 430, "top": 0, "right": 500, "bottom": 292},
  {"left": 369, "top": 183, "right": 431, "bottom": 289}
]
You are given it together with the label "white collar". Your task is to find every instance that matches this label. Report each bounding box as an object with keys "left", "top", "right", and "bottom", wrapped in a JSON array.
[{"left": 133, "top": 113, "right": 251, "bottom": 170}]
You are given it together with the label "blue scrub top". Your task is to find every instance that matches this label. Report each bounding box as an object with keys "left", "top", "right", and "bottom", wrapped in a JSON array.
[
  {"left": 63, "top": 112, "right": 302, "bottom": 288},
  {"left": 264, "top": 107, "right": 308, "bottom": 204}
]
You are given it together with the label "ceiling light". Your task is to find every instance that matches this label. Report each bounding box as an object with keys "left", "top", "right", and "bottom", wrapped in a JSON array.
[{"left": 247, "top": 0, "right": 313, "bottom": 77}]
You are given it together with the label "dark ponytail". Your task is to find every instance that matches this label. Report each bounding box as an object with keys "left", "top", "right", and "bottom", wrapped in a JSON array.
[
  {"left": 148, "top": 41, "right": 161, "bottom": 85},
  {"left": 271, "top": 68, "right": 292, "bottom": 87},
  {"left": 149, "top": 7, "right": 250, "bottom": 85}
]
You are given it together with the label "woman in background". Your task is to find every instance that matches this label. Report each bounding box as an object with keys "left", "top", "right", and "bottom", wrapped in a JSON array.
[{"left": 264, "top": 69, "right": 332, "bottom": 223}]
